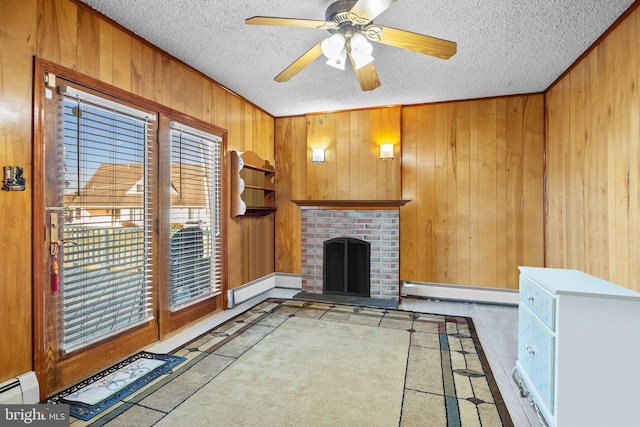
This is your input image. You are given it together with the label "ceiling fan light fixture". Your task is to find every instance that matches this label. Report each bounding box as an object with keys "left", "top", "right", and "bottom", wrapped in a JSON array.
[
  {"left": 349, "top": 33, "right": 374, "bottom": 70},
  {"left": 322, "top": 33, "right": 347, "bottom": 69},
  {"left": 321, "top": 33, "right": 345, "bottom": 58},
  {"left": 325, "top": 48, "right": 347, "bottom": 70}
]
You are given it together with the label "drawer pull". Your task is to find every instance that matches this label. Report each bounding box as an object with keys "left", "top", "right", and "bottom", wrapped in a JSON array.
[
  {"left": 527, "top": 295, "right": 535, "bottom": 302},
  {"left": 526, "top": 345, "right": 536, "bottom": 355}
]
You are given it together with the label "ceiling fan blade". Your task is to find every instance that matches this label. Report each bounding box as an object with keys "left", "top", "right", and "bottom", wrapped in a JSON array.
[
  {"left": 348, "top": 52, "right": 381, "bottom": 91},
  {"left": 364, "top": 25, "right": 457, "bottom": 60},
  {"left": 275, "top": 41, "right": 324, "bottom": 82},
  {"left": 246, "top": 16, "right": 337, "bottom": 30},
  {"left": 348, "top": 0, "right": 397, "bottom": 25}
]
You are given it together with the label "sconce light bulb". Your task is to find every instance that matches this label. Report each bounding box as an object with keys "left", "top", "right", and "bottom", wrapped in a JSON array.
[
  {"left": 312, "top": 148, "right": 325, "bottom": 163},
  {"left": 380, "top": 144, "right": 394, "bottom": 160}
]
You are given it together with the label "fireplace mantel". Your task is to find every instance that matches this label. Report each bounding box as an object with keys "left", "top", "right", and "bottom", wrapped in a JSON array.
[{"left": 292, "top": 200, "right": 410, "bottom": 210}]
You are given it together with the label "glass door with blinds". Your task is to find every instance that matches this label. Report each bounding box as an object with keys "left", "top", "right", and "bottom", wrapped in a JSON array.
[{"left": 37, "top": 74, "right": 161, "bottom": 395}]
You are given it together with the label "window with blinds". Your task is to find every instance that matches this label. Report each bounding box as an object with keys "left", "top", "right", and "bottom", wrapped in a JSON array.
[
  {"left": 169, "top": 122, "right": 223, "bottom": 310},
  {"left": 58, "top": 86, "right": 156, "bottom": 352}
]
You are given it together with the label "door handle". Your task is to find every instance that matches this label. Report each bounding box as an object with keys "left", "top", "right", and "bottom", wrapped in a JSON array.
[{"left": 50, "top": 212, "right": 59, "bottom": 243}]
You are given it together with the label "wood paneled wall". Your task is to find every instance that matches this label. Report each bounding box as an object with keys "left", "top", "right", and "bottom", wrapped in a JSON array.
[
  {"left": 402, "top": 97, "right": 545, "bottom": 289},
  {"left": 545, "top": 6, "right": 640, "bottom": 292},
  {"left": 0, "top": 0, "right": 38, "bottom": 382},
  {"left": 275, "top": 98, "right": 545, "bottom": 290},
  {"left": 306, "top": 108, "right": 402, "bottom": 200},
  {"left": 275, "top": 117, "right": 307, "bottom": 274},
  {"left": 0, "top": 0, "right": 275, "bottom": 383}
]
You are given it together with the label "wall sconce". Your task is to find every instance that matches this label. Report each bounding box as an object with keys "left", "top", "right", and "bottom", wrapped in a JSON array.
[
  {"left": 312, "top": 148, "right": 325, "bottom": 163},
  {"left": 379, "top": 144, "right": 394, "bottom": 160}
]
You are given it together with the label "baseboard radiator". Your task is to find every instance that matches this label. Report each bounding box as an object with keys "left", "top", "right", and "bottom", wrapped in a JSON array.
[
  {"left": 401, "top": 281, "right": 519, "bottom": 305},
  {"left": 227, "top": 273, "right": 302, "bottom": 309},
  {"left": 0, "top": 372, "right": 39, "bottom": 404}
]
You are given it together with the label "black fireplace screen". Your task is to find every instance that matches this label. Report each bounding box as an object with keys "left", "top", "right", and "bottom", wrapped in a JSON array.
[{"left": 323, "top": 237, "right": 371, "bottom": 297}]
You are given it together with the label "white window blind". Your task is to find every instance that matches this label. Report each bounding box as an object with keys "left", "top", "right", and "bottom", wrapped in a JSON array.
[
  {"left": 169, "top": 122, "right": 223, "bottom": 310},
  {"left": 58, "top": 89, "right": 156, "bottom": 352}
]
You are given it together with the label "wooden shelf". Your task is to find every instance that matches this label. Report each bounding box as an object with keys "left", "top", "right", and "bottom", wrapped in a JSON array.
[
  {"left": 292, "top": 200, "right": 410, "bottom": 210},
  {"left": 245, "top": 184, "right": 275, "bottom": 191},
  {"left": 230, "top": 151, "right": 276, "bottom": 217}
]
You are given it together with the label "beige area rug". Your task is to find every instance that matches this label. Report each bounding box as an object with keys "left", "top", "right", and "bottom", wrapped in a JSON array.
[
  {"left": 156, "top": 315, "right": 409, "bottom": 427},
  {"left": 84, "top": 299, "right": 513, "bottom": 426}
]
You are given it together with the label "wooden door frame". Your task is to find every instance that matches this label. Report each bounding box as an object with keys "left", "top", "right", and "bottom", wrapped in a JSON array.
[{"left": 33, "top": 59, "right": 161, "bottom": 398}]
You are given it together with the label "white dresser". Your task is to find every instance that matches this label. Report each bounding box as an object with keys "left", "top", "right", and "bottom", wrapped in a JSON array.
[{"left": 514, "top": 267, "right": 640, "bottom": 427}]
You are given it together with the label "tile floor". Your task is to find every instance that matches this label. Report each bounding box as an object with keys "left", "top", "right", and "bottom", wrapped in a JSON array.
[{"left": 69, "top": 288, "right": 541, "bottom": 426}]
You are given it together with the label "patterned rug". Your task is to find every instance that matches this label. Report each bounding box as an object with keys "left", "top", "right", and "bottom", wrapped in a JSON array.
[
  {"left": 45, "top": 351, "right": 185, "bottom": 421},
  {"left": 163, "top": 299, "right": 513, "bottom": 426},
  {"left": 47, "top": 299, "right": 514, "bottom": 426}
]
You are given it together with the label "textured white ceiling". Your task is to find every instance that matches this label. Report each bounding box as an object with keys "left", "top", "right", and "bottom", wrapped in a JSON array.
[{"left": 78, "top": 0, "right": 634, "bottom": 117}]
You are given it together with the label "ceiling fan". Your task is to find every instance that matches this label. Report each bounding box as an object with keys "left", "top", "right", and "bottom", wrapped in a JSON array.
[{"left": 246, "top": 0, "right": 457, "bottom": 91}]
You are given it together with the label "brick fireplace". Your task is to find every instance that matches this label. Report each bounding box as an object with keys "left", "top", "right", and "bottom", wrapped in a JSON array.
[{"left": 296, "top": 201, "right": 407, "bottom": 300}]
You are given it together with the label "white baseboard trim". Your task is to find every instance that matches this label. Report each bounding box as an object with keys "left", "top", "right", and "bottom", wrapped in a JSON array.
[
  {"left": 401, "top": 281, "right": 519, "bottom": 305},
  {"left": 228, "top": 274, "right": 275, "bottom": 308},
  {"left": 274, "top": 272, "right": 303, "bottom": 290},
  {"left": 0, "top": 371, "right": 39, "bottom": 404},
  {"left": 227, "top": 275, "right": 515, "bottom": 307},
  {"left": 227, "top": 273, "right": 302, "bottom": 308}
]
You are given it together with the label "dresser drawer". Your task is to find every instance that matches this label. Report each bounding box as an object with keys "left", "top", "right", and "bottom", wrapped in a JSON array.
[
  {"left": 520, "top": 275, "right": 555, "bottom": 330},
  {"left": 518, "top": 304, "right": 555, "bottom": 414},
  {"left": 517, "top": 304, "right": 534, "bottom": 374},
  {"left": 528, "top": 311, "right": 555, "bottom": 413}
]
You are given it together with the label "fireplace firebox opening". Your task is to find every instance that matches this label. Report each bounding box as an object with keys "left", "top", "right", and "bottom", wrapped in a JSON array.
[{"left": 323, "top": 237, "right": 371, "bottom": 297}]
